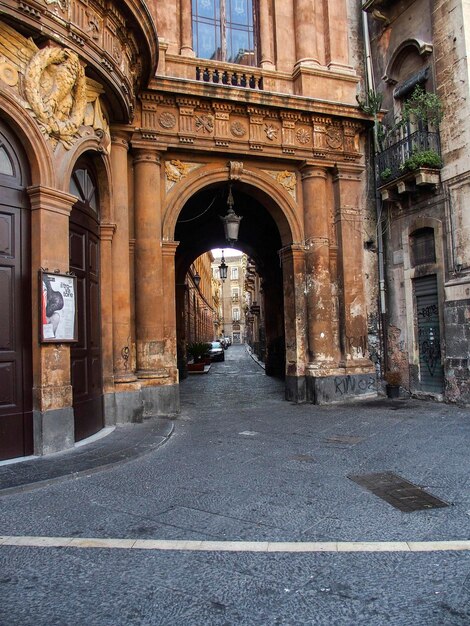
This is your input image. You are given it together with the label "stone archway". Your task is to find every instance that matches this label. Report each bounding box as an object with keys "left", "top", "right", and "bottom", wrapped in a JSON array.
[{"left": 166, "top": 161, "right": 307, "bottom": 401}]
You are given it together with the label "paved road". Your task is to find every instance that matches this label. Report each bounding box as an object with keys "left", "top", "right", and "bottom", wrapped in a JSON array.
[{"left": 1, "top": 345, "right": 470, "bottom": 625}]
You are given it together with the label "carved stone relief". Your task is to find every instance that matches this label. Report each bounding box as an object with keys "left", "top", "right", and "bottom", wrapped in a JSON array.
[
  {"left": 0, "top": 21, "right": 109, "bottom": 151},
  {"left": 165, "top": 160, "right": 201, "bottom": 191},
  {"left": 263, "top": 169, "right": 297, "bottom": 199}
]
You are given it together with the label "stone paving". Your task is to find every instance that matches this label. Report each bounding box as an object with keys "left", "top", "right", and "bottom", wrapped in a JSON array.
[{"left": 1, "top": 345, "right": 470, "bottom": 625}]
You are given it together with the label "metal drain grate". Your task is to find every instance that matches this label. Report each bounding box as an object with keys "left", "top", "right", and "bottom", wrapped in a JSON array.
[{"left": 348, "top": 471, "right": 449, "bottom": 512}]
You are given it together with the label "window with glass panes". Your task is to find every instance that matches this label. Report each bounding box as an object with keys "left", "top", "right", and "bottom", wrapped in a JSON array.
[{"left": 192, "top": 0, "right": 257, "bottom": 66}]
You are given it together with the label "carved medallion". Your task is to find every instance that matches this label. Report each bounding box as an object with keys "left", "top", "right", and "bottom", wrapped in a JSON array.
[
  {"left": 195, "top": 114, "right": 214, "bottom": 134},
  {"left": 326, "top": 126, "right": 343, "bottom": 150},
  {"left": 296, "top": 128, "right": 311, "bottom": 145},
  {"left": 0, "top": 59, "right": 19, "bottom": 86},
  {"left": 230, "top": 121, "right": 247, "bottom": 137},
  {"left": 159, "top": 111, "right": 177, "bottom": 129}
]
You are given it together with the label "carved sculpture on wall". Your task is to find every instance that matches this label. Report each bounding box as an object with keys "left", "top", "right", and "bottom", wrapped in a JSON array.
[
  {"left": 165, "top": 159, "right": 192, "bottom": 182},
  {"left": 0, "top": 21, "right": 108, "bottom": 150},
  {"left": 24, "top": 46, "right": 87, "bottom": 147}
]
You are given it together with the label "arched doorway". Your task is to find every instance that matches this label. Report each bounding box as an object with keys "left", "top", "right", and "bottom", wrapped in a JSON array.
[
  {"left": 174, "top": 180, "right": 288, "bottom": 385},
  {"left": 69, "top": 159, "right": 104, "bottom": 441},
  {"left": 0, "top": 120, "right": 33, "bottom": 460}
]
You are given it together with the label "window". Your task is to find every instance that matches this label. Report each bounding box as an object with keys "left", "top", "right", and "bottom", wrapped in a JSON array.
[
  {"left": 410, "top": 228, "right": 436, "bottom": 266},
  {"left": 232, "top": 307, "right": 240, "bottom": 321},
  {"left": 192, "top": 0, "right": 257, "bottom": 66},
  {"left": 231, "top": 266, "right": 238, "bottom": 280},
  {"left": 232, "top": 288, "right": 239, "bottom": 301},
  {"left": 70, "top": 166, "right": 98, "bottom": 215}
]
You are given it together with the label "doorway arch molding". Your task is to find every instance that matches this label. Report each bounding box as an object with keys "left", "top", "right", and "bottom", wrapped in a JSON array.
[
  {"left": 0, "top": 90, "right": 55, "bottom": 188},
  {"left": 162, "top": 163, "right": 304, "bottom": 246}
]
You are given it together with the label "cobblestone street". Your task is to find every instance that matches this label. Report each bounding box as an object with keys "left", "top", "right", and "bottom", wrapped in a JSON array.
[{"left": 1, "top": 345, "right": 470, "bottom": 625}]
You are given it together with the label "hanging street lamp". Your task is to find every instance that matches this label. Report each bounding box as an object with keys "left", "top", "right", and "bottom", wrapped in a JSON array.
[{"left": 220, "top": 185, "right": 242, "bottom": 245}]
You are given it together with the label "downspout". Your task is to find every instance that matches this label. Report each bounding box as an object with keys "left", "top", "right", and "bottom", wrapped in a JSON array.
[{"left": 362, "top": 8, "right": 388, "bottom": 374}]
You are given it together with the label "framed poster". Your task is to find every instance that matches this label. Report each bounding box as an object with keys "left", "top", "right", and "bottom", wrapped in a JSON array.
[{"left": 40, "top": 271, "right": 78, "bottom": 343}]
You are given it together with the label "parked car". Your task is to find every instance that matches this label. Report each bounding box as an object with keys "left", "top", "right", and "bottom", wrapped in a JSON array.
[{"left": 207, "top": 341, "right": 225, "bottom": 361}]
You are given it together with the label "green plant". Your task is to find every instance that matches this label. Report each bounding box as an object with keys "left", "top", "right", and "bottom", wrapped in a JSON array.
[
  {"left": 400, "top": 149, "right": 443, "bottom": 172},
  {"left": 401, "top": 85, "right": 443, "bottom": 128},
  {"left": 380, "top": 167, "right": 392, "bottom": 181},
  {"left": 356, "top": 89, "right": 383, "bottom": 117},
  {"left": 186, "top": 341, "right": 210, "bottom": 363}
]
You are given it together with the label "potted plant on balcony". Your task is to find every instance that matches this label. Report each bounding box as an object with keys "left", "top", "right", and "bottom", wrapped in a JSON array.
[
  {"left": 384, "top": 370, "right": 401, "bottom": 399},
  {"left": 187, "top": 342, "right": 210, "bottom": 372}
]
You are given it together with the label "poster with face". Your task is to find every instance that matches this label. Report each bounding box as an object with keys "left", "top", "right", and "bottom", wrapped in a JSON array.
[{"left": 40, "top": 272, "right": 77, "bottom": 342}]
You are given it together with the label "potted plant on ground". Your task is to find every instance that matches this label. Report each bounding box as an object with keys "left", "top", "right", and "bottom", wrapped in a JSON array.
[
  {"left": 186, "top": 342, "right": 210, "bottom": 372},
  {"left": 384, "top": 370, "right": 401, "bottom": 399}
]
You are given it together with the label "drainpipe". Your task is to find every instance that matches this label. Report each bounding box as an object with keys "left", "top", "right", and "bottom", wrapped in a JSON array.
[{"left": 362, "top": 8, "right": 388, "bottom": 374}]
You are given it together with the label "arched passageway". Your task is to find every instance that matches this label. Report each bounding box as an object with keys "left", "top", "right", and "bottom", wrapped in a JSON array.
[{"left": 174, "top": 180, "right": 290, "bottom": 391}]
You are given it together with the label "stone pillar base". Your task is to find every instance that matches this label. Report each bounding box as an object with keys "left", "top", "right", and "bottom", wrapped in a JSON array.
[
  {"left": 104, "top": 382, "right": 180, "bottom": 425},
  {"left": 306, "top": 372, "right": 377, "bottom": 404},
  {"left": 285, "top": 376, "right": 306, "bottom": 403},
  {"left": 141, "top": 383, "right": 180, "bottom": 418},
  {"left": 33, "top": 407, "right": 74, "bottom": 456},
  {"left": 104, "top": 388, "right": 144, "bottom": 425}
]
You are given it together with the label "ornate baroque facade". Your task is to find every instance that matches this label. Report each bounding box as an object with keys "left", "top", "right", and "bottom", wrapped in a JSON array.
[{"left": 0, "top": 0, "right": 379, "bottom": 460}]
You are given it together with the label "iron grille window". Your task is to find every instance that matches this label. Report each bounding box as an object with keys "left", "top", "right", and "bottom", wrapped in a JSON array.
[
  {"left": 192, "top": 0, "right": 257, "bottom": 65},
  {"left": 410, "top": 227, "right": 436, "bottom": 266}
]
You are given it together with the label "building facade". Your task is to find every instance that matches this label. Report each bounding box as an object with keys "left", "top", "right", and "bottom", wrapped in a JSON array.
[
  {"left": 1, "top": 0, "right": 383, "bottom": 460},
  {"left": 212, "top": 252, "right": 246, "bottom": 345},
  {"left": 364, "top": 0, "right": 470, "bottom": 404}
]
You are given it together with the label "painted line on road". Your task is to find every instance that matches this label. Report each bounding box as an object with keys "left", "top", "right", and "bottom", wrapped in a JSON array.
[{"left": 1, "top": 536, "right": 470, "bottom": 553}]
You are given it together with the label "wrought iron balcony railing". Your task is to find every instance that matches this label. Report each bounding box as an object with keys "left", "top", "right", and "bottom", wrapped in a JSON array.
[{"left": 377, "top": 130, "right": 441, "bottom": 185}]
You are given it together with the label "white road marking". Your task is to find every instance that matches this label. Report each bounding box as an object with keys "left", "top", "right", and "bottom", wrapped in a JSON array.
[{"left": 1, "top": 536, "right": 470, "bottom": 553}]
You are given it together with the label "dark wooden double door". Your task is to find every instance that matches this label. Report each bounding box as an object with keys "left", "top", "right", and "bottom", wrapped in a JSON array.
[
  {"left": 69, "top": 167, "right": 104, "bottom": 441},
  {"left": 0, "top": 122, "right": 33, "bottom": 460}
]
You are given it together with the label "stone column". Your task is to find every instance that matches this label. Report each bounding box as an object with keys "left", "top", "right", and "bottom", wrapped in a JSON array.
[
  {"left": 323, "top": 0, "right": 350, "bottom": 72},
  {"left": 259, "top": 0, "right": 275, "bottom": 69},
  {"left": 301, "top": 165, "right": 338, "bottom": 369},
  {"left": 294, "top": 0, "right": 319, "bottom": 67},
  {"left": 100, "top": 223, "right": 116, "bottom": 397},
  {"left": 333, "top": 165, "right": 372, "bottom": 370},
  {"left": 280, "top": 244, "right": 307, "bottom": 402},
  {"left": 28, "top": 185, "right": 76, "bottom": 454},
  {"left": 110, "top": 132, "right": 136, "bottom": 385},
  {"left": 133, "top": 147, "right": 163, "bottom": 379},
  {"left": 180, "top": 0, "right": 194, "bottom": 56}
]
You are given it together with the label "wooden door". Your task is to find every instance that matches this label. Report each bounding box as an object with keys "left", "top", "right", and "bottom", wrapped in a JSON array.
[
  {"left": 69, "top": 164, "right": 103, "bottom": 441},
  {"left": 0, "top": 123, "right": 33, "bottom": 460}
]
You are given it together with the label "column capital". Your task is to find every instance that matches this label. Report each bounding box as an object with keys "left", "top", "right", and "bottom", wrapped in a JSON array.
[
  {"left": 111, "top": 130, "right": 131, "bottom": 150},
  {"left": 162, "top": 240, "right": 180, "bottom": 257},
  {"left": 100, "top": 223, "right": 116, "bottom": 242},
  {"left": 278, "top": 242, "right": 306, "bottom": 262},
  {"left": 27, "top": 185, "right": 77, "bottom": 215},
  {"left": 132, "top": 146, "right": 162, "bottom": 165},
  {"left": 332, "top": 163, "right": 363, "bottom": 181},
  {"left": 300, "top": 163, "right": 328, "bottom": 181}
]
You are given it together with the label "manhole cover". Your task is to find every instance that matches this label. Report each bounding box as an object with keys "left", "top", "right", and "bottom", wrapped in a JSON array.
[
  {"left": 325, "top": 435, "right": 364, "bottom": 445},
  {"left": 348, "top": 471, "right": 449, "bottom": 512}
]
